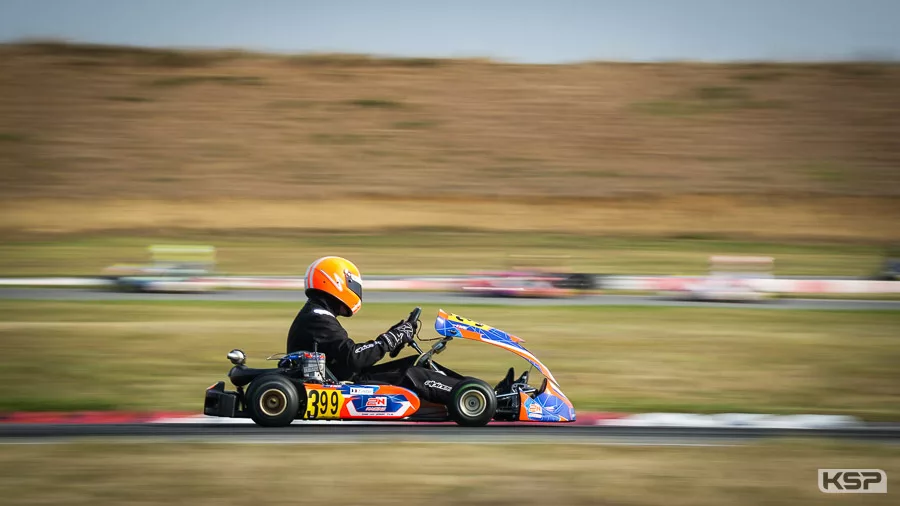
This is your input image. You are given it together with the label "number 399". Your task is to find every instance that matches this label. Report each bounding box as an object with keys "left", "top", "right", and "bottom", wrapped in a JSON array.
[{"left": 305, "top": 389, "right": 341, "bottom": 419}]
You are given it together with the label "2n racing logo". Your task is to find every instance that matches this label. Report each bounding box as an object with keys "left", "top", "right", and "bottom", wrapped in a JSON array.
[
  {"left": 363, "top": 396, "right": 388, "bottom": 412},
  {"left": 818, "top": 469, "right": 887, "bottom": 493},
  {"left": 424, "top": 380, "right": 452, "bottom": 392},
  {"left": 366, "top": 397, "right": 387, "bottom": 407}
]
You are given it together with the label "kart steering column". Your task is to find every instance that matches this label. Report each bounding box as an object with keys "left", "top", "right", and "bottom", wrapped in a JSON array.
[{"left": 398, "top": 306, "right": 441, "bottom": 372}]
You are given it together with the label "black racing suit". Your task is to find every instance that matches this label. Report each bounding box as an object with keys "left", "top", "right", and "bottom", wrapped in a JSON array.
[{"left": 286, "top": 293, "right": 462, "bottom": 404}]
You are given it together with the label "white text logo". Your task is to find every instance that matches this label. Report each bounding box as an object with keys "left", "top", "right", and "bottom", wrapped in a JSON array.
[{"left": 424, "top": 380, "right": 452, "bottom": 392}]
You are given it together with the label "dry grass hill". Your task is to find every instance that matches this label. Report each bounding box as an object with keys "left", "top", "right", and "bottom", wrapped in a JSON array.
[{"left": 1, "top": 42, "right": 898, "bottom": 240}]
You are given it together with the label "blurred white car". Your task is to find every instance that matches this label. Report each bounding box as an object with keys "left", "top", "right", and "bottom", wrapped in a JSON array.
[
  {"left": 104, "top": 245, "right": 219, "bottom": 293},
  {"left": 659, "top": 256, "right": 774, "bottom": 302}
]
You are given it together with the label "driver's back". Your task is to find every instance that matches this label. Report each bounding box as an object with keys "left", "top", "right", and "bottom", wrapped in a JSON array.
[{"left": 287, "top": 295, "right": 387, "bottom": 381}]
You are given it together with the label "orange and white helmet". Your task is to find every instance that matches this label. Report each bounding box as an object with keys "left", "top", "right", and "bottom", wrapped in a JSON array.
[{"left": 304, "top": 256, "right": 363, "bottom": 315}]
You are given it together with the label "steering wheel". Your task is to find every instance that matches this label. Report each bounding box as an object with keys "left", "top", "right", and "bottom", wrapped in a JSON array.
[{"left": 390, "top": 306, "right": 422, "bottom": 358}]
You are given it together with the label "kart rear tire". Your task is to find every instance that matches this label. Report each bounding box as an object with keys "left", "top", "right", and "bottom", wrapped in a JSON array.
[
  {"left": 448, "top": 378, "right": 497, "bottom": 427},
  {"left": 247, "top": 375, "right": 300, "bottom": 427}
]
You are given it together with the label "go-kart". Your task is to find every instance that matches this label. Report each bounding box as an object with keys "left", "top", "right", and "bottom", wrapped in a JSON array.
[
  {"left": 104, "top": 244, "right": 219, "bottom": 293},
  {"left": 460, "top": 254, "right": 596, "bottom": 298},
  {"left": 203, "top": 308, "right": 575, "bottom": 427},
  {"left": 461, "top": 271, "right": 578, "bottom": 298}
]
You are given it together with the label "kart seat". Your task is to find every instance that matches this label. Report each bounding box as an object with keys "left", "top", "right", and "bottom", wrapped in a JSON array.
[
  {"left": 228, "top": 365, "right": 278, "bottom": 387},
  {"left": 348, "top": 378, "right": 392, "bottom": 386}
]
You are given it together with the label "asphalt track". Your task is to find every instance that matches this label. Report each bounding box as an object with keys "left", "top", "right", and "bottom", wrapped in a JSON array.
[
  {"left": 2, "top": 423, "right": 899, "bottom": 445},
  {"left": 1, "top": 288, "right": 899, "bottom": 310}
]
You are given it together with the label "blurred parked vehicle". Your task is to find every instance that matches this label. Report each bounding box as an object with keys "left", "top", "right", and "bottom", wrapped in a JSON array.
[
  {"left": 873, "top": 247, "right": 900, "bottom": 281},
  {"left": 103, "top": 245, "right": 219, "bottom": 293},
  {"left": 876, "top": 258, "right": 900, "bottom": 281}
]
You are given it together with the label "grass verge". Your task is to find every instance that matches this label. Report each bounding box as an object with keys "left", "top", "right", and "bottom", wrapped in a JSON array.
[
  {"left": 0, "top": 441, "right": 897, "bottom": 506},
  {"left": 3, "top": 196, "right": 898, "bottom": 243},
  {"left": 0, "top": 301, "right": 897, "bottom": 418},
  {"left": 0, "top": 231, "right": 886, "bottom": 276}
]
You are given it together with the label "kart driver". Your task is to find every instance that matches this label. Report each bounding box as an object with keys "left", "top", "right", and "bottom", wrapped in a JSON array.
[{"left": 287, "top": 256, "right": 465, "bottom": 405}]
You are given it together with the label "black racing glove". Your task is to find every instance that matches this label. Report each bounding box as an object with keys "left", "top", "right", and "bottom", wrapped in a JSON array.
[{"left": 376, "top": 320, "right": 415, "bottom": 355}]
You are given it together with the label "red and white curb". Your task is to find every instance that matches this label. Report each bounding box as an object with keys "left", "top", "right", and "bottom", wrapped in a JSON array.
[
  {"left": 0, "top": 411, "right": 191, "bottom": 424},
  {"left": 0, "top": 411, "right": 862, "bottom": 429},
  {"left": 0, "top": 411, "right": 622, "bottom": 426},
  {"left": 594, "top": 413, "right": 862, "bottom": 429}
]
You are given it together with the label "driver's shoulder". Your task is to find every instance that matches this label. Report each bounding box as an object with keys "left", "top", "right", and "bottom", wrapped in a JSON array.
[
  {"left": 311, "top": 307, "right": 336, "bottom": 318},
  {"left": 297, "top": 299, "right": 337, "bottom": 320},
  {"left": 300, "top": 306, "right": 347, "bottom": 335}
]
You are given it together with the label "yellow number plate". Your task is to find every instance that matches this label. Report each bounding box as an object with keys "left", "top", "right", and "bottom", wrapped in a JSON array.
[
  {"left": 449, "top": 313, "right": 493, "bottom": 331},
  {"left": 304, "top": 387, "right": 344, "bottom": 420}
]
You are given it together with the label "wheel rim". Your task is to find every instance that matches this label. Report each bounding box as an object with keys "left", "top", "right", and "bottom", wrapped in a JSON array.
[
  {"left": 459, "top": 390, "right": 487, "bottom": 417},
  {"left": 259, "top": 388, "right": 288, "bottom": 417}
]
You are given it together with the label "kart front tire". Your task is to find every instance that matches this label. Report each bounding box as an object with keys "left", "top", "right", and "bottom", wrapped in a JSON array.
[
  {"left": 448, "top": 378, "right": 497, "bottom": 427},
  {"left": 247, "top": 375, "right": 300, "bottom": 427}
]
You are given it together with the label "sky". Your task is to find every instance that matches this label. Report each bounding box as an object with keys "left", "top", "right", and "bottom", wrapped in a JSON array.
[{"left": 0, "top": 0, "right": 898, "bottom": 63}]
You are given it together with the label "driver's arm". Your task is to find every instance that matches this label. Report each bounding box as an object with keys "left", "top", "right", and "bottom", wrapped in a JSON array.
[{"left": 314, "top": 317, "right": 387, "bottom": 372}]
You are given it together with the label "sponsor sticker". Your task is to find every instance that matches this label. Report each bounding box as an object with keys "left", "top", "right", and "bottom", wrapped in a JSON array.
[
  {"left": 424, "top": 380, "right": 452, "bottom": 392},
  {"left": 349, "top": 387, "right": 375, "bottom": 396},
  {"left": 366, "top": 397, "right": 388, "bottom": 407}
]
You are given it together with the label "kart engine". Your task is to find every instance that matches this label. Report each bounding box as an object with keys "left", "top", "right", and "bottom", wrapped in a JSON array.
[{"left": 279, "top": 351, "right": 327, "bottom": 382}]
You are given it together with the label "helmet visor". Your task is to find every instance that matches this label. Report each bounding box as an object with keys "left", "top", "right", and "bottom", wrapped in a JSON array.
[{"left": 346, "top": 271, "right": 363, "bottom": 301}]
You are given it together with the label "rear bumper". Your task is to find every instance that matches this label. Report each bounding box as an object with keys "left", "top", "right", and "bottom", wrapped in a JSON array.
[{"left": 203, "top": 381, "right": 245, "bottom": 418}]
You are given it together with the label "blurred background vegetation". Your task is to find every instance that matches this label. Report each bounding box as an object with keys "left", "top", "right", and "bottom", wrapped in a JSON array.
[{"left": 1, "top": 42, "right": 898, "bottom": 276}]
